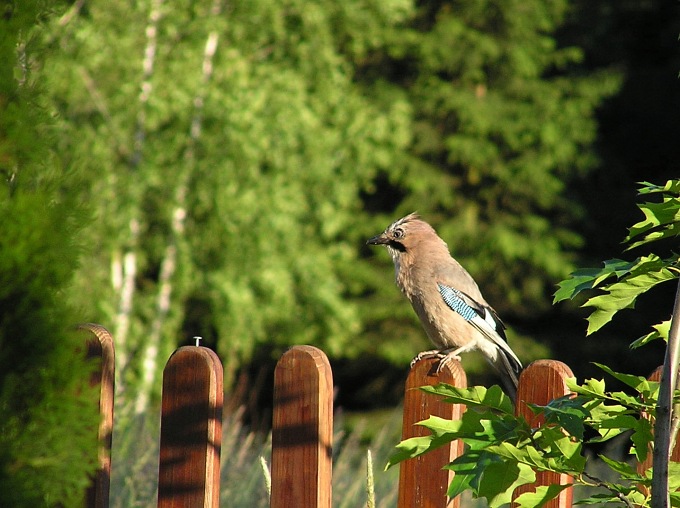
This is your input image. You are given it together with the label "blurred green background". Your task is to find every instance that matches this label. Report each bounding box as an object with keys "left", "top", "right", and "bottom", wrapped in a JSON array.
[{"left": 1, "top": 0, "right": 678, "bottom": 505}]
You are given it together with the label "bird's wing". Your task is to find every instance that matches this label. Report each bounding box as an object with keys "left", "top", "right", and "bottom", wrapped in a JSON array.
[{"left": 437, "top": 283, "right": 522, "bottom": 369}]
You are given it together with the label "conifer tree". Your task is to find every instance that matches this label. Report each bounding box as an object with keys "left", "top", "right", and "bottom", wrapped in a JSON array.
[
  {"left": 357, "top": 0, "right": 620, "bottom": 364},
  {"left": 0, "top": 2, "right": 99, "bottom": 505}
]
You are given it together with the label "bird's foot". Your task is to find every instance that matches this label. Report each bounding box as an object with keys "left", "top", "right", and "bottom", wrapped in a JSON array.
[
  {"left": 410, "top": 349, "right": 462, "bottom": 372},
  {"left": 435, "top": 350, "right": 463, "bottom": 374},
  {"left": 410, "top": 349, "right": 444, "bottom": 369}
]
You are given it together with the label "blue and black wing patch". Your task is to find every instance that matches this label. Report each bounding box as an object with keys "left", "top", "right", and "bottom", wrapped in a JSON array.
[{"left": 437, "top": 283, "right": 520, "bottom": 366}]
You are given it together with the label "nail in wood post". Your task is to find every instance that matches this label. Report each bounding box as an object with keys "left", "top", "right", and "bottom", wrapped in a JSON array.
[
  {"left": 158, "top": 346, "right": 223, "bottom": 508},
  {"left": 398, "top": 358, "right": 467, "bottom": 508},
  {"left": 271, "top": 346, "right": 333, "bottom": 508},
  {"left": 512, "top": 360, "right": 574, "bottom": 508},
  {"left": 81, "top": 323, "right": 115, "bottom": 508}
]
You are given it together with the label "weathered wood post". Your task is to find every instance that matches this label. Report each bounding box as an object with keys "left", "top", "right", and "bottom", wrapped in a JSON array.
[
  {"left": 81, "top": 323, "right": 115, "bottom": 508},
  {"left": 512, "top": 360, "right": 574, "bottom": 508},
  {"left": 398, "top": 358, "right": 467, "bottom": 508},
  {"left": 270, "top": 346, "right": 333, "bottom": 508},
  {"left": 157, "top": 345, "right": 223, "bottom": 508}
]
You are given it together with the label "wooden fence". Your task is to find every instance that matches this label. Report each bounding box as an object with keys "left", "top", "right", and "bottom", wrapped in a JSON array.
[{"left": 81, "top": 324, "right": 658, "bottom": 507}]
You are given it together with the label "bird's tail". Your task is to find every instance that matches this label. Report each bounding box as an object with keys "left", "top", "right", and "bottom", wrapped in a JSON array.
[{"left": 492, "top": 350, "right": 522, "bottom": 402}]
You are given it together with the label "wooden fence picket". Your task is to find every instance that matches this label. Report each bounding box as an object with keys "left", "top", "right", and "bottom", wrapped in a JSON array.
[
  {"left": 398, "top": 358, "right": 467, "bottom": 508},
  {"left": 512, "top": 360, "right": 575, "bottom": 508},
  {"left": 270, "top": 345, "right": 333, "bottom": 508},
  {"left": 81, "top": 323, "right": 115, "bottom": 508},
  {"left": 81, "top": 325, "right": 672, "bottom": 508},
  {"left": 157, "top": 346, "right": 223, "bottom": 508}
]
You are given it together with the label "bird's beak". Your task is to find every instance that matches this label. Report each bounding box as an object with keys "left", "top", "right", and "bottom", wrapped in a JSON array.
[{"left": 367, "top": 233, "right": 389, "bottom": 246}]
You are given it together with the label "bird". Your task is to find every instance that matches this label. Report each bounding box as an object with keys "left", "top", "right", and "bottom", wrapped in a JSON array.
[{"left": 367, "top": 212, "right": 522, "bottom": 400}]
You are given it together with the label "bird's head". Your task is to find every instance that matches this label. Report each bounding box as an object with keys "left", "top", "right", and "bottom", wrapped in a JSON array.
[{"left": 367, "top": 212, "right": 443, "bottom": 262}]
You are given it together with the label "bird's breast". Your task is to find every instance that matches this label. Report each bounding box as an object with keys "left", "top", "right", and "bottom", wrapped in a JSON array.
[{"left": 404, "top": 282, "right": 475, "bottom": 350}]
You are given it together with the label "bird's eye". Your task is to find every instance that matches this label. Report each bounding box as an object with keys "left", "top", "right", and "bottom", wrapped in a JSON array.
[{"left": 393, "top": 227, "right": 405, "bottom": 239}]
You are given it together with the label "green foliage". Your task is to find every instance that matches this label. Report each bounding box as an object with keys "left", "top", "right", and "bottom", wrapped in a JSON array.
[
  {"left": 389, "top": 180, "right": 680, "bottom": 506},
  {"left": 32, "top": 0, "right": 622, "bottom": 395},
  {"left": 357, "top": 0, "right": 621, "bottom": 370},
  {"left": 554, "top": 255, "right": 676, "bottom": 335},
  {"left": 41, "top": 0, "right": 414, "bottom": 393},
  {"left": 555, "top": 180, "right": 680, "bottom": 338},
  {"left": 361, "top": 0, "right": 620, "bottom": 317},
  {"left": 387, "top": 377, "right": 657, "bottom": 506},
  {"left": 0, "top": 1, "right": 100, "bottom": 505}
]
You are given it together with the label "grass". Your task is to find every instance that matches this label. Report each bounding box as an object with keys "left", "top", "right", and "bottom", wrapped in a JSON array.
[{"left": 107, "top": 403, "right": 403, "bottom": 507}]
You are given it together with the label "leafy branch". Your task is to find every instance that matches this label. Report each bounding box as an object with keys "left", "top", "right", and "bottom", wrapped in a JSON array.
[
  {"left": 388, "top": 180, "right": 680, "bottom": 507},
  {"left": 387, "top": 376, "right": 657, "bottom": 507}
]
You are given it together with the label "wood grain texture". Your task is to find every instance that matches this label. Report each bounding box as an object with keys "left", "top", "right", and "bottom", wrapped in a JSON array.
[
  {"left": 158, "top": 346, "right": 223, "bottom": 508},
  {"left": 81, "top": 323, "right": 115, "bottom": 508},
  {"left": 270, "top": 346, "right": 333, "bottom": 508},
  {"left": 512, "top": 360, "right": 574, "bottom": 508},
  {"left": 398, "top": 358, "right": 467, "bottom": 508}
]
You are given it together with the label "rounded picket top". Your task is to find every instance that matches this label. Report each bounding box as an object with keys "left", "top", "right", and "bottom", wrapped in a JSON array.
[
  {"left": 271, "top": 345, "right": 333, "bottom": 508},
  {"left": 158, "top": 345, "right": 223, "bottom": 508}
]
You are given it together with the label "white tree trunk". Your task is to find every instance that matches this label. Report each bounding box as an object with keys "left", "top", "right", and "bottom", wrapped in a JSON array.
[{"left": 134, "top": 3, "right": 221, "bottom": 415}]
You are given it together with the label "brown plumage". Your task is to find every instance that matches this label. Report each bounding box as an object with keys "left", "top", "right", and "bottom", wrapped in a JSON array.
[{"left": 367, "top": 213, "right": 522, "bottom": 400}]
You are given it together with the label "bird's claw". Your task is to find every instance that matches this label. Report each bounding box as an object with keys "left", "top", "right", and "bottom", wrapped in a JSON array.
[
  {"left": 410, "top": 349, "right": 461, "bottom": 373},
  {"left": 434, "top": 352, "right": 462, "bottom": 374}
]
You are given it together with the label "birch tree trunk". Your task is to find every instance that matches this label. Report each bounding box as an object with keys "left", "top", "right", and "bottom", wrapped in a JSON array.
[
  {"left": 113, "top": 0, "right": 162, "bottom": 399},
  {"left": 134, "top": 2, "right": 222, "bottom": 415}
]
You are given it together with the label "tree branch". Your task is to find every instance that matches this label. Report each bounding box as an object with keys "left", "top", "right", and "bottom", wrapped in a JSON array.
[{"left": 651, "top": 276, "right": 680, "bottom": 508}]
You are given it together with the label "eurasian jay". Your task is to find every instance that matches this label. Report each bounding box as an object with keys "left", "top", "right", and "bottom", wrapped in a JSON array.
[{"left": 367, "top": 212, "right": 522, "bottom": 400}]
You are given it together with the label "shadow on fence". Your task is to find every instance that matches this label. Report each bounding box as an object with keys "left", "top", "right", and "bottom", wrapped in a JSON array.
[{"left": 81, "top": 324, "right": 665, "bottom": 508}]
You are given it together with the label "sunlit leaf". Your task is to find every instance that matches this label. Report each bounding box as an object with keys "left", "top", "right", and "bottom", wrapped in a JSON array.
[
  {"left": 420, "top": 384, "right": 514, "bottom": 413},
  {"left": 594, "top": 363, "right": 652, "bottom": 393},
  {"left": 583, "top": 260, "right": 675, "bottom": 334},
  {"left": 477, "top": 461, "right": 535, "bottom": 508},
  {"left": 631, "top": 320, "right": 671, "bottom": 348},
  {"left": 637, "top": 180, "right": 680, "bottom": 196},
  {"left": 514, "top": 484, "right": 571, "bottom": 508},
  {"left": 626, "top": 197, "right": 680, "bottom": 245}
]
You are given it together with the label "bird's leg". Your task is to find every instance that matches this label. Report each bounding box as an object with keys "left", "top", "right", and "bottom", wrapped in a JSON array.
[
  {"left": 411, "top": 344, "right": 475, "bottom": 373},
  {"left": 410, "top": 349, "right": 446, "bottom": 368}
]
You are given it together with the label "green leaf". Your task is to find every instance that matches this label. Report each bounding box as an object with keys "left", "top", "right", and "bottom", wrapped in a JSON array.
[
  {"left": 568, "top": 378, "right": 606, "bottom": 397},
  {"left": 446, "top": 450, "right": 499, "bottom": 498},
  {"left": 553, "top": 259, "right": 634, "bottom": 303},
  {"left": 420, "top": 384, "right": 514, "bottom": 414},
  {"left": 593, "top": 363, "right": 652, "bottom": 393},
  {"left": 589, "top": 412, "right": 638, "bottom": 443},
  {"left": 637, "top": 180, "right": 680, "bottom": 196},
  {"left": 598, "top": 454, "right": 642, "bottom": 481},
  {"left": 631, "top": 320, "right": 671, "bottom": 348},
  {"left": 583, "top": 258, "right": 675, "bottom": 334},
  {"left": 417, "top": 414, "right": 465, "bottom": 437},
  {"left": 667, "top": 462, "right": 680, "bottom": 491},
  {"left": 575, "top": 493, "right": 631, "bottom": 505},
  {"left": 549, "top": 432, "right": 586, "bottom": 472},
  {"left": 477, "top": 461, "right": 536, "bottom": 508},
  {"left": 670, "top": 491, "right": 680, "bottom": 508},
  {"left": 514, "top": 484, "right": 571, "bottom": 508},
  {"left": 385, "top": 420, "right": 460, "bottom": 469},
  {"left": 538, "top": 396, "right": 589, "bottom": 439},
  {"left": 385, "top": 435, "right": 437, "bottom": 469},
  {"left": 630, "top": 417, "right": 653, "bottom": 462},
  {"left": 626, "top": 198, "right": 680, "bottom": 242}
]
